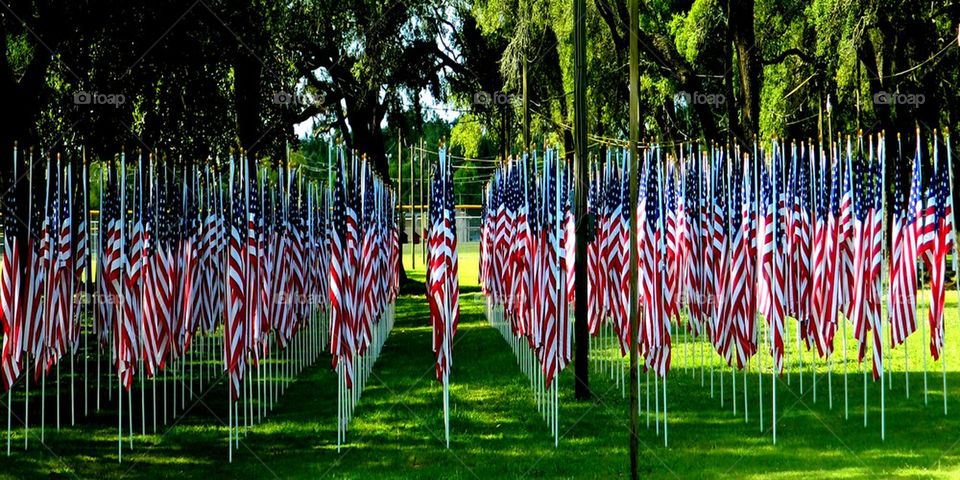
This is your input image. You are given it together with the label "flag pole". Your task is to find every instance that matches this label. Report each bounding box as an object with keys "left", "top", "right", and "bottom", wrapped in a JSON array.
[
  {"left": 628, "top": 0, "right": 641, "bottom": 473},
  {"left": 228, "top": 155, "right": 235, "bottom": 463},
  {"left": 659, "top": 149, "right": 669, "bottom": 447},
  {"left": 772, "top": 143, "right": 779, "bottom": 445},
  {"left": 944, "top": 127, "right": 955, "bottom": 417},
  {"left": 25, "top": 147, "right": 33, "bottom": 452},
  {"left": 7, "top": 143, "right": 17, "bottom": 457},
  {"left": 96, "top": 154, "right": 102, "bottom": 415},
  {"left": 41, "top": 152, "right": 51, "bottom": 446},
  {"left": 68, "top": 153, "right": 75, "bottom": 428},
  {"left": 83, "top": 146, "right": 90, "bottom": 419},
  {"left": 442, "top": 146, "right": 451, "bottom": 450},
  {"left": 119, "top": 151, "right": 126, "bottom": 462},
  {"left": 843, "top": 135, "right": 850, "bottom": 419},
  {"left": 555, "top": 149, "right": 561, "bottom": 447},
  {"left": 877, "top": 133, "right": 886, "bottom": 441}
]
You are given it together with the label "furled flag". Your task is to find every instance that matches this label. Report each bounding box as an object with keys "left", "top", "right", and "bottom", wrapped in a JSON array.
[
  {"left": 428, "top": 147, "right": 459, "bottom": 382},
  {"left": 919, "top": 146, "right": 955, "bottom": 361},
  {"left": 1, "top": 155, "right": 23, "bottom": 390},
  {"left": 225, "top": 159, "right": 247, "bottom": 400},
  {"left": 329, "top": 149, "right": 355, "bottom": 389}
]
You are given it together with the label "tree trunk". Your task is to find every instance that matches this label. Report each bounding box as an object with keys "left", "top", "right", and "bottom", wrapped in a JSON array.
[
  {"left": 729, "top": 0, "right": 761, "bottom": 144},
  {"left": 573, "top": 0, "right": 591, "bottom": 401}
]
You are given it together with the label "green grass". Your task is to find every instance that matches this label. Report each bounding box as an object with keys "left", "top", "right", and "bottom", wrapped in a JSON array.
[{"left": 3, "top": 243, "right": 960, "bottom": 478}]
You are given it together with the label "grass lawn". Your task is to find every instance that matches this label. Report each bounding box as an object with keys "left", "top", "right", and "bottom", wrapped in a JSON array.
[{"left": 3, "top": 242, "right": 960, "bottom": 478}]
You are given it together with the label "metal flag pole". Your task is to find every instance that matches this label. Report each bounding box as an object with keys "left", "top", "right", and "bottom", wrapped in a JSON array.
[
  {"left": 806, "top": 142, "right": 817, "bottom": 407},
  {"left": 856, "top": 132, "right": 867, "bottom": 429},
  {"left": 83, "top": 147, "right": 90, "bottom": 420},
  {"left": 136, "top": 154, "right": 145, "bottom": 437},
  {"left": 792, "top": 142, "right": 804, "bottom": 397},
  {"left": 772, "top": 144, "right": 779, "bottom": 445},
  {"left": 41, "top": 153, "right": 53, "bottom": 445},
  {"left": 25, "top": 148, "right": 33, "bottom": 451},
  {"left": 555, "top": 150, "right": 561, "bottom": 447},
  {"left": 118, "top": 151, "right": 127, "bottom": 462},
  {"left": 441, "top": 147, "right": 452, "bottom": 450},
  {"left": 877, "top": 133, "right": 886, "bottom": 441},
  {"left": 756, "top": 149, "right": 764, "bottom": 430},
  {"left": 227, "top": 156, "right": 235, "bottom": 463},
  {"left": 151, "top": 157, "right": 158, "bottom": 434},
  {"left": 68, "top": 155, "right": 77, "bottom": 426},
  {"left": 659, "top": 149, "right": 669, "bottom": 447},
  {"left": 96, "top": 155, "right": 102, "bottom": 415},
  {"left": 7, "top": 143, "right": 17, "bottom": 456},
  {"left": 843, "top": 136, "right": 851, "bottom": 419},
  {"left": 944, "top": 127, "right": 955, "bottom": 417}
]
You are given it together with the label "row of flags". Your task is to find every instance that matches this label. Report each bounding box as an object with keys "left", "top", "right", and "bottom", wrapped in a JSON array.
[
  {"left": 480, "top": 149, "right": 574, "bottom": 389},
  {"left": 0, "top": 147, "right": 401, "bottom": 458},
  {"left": 480, "top": 132, "right": 956, "bottom": 387},
  {"left": 328, "top": 149, "right": 401, "bottom": 392},
  {"left": 1, "top": 153, "right": 87, "bottom": 391},
  {"left": 0, "top": 149, "right": 401, "bottom": 395}
]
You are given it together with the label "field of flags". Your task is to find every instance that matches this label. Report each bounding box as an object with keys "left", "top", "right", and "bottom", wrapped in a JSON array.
[
  {"left": 0, "top": 129, "right": 958, "bottom": 467},
  {"left": 480, "top": 131, "right": 957, "bottom": 445},
  {"left": 0, "top": 146, "right": 400, "bottom": 461}
]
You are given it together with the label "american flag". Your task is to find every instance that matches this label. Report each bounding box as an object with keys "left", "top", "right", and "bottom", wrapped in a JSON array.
[
  {"left": 605, "top": 156, "right": 629, "bottom": 356},
  {"left": 810, "top": 151, "right": 829, "bottom": 356},
  {"left": 838, "top": 140, "right": 855, "bottom": 319},
  {"left": 244, "top": 166, "right": 262, "bottom": 364},
  {"left": 183, "top": 169, "right": 203, "bottom": 356},
  {"left": 344, "top": 159, "right": 362, "bottom": 386},
  {"left": 358, "top": 163, "right": 378, "bottom": 355},
  {"left": 329, "top": 151, "right": 355, "bottom": 388},
  {"left": 586, "top": 160, "right": 604, "bottom": 337},
  {"left": 683, "top": 152, "right": 705, "bottom": 337},
  {"left": 641, "top": 153, "right": 671, "bottom": 377},
  {"left": 225, "top": 159, "right": 247, "bottom": 400},
  {"left": 140, "top": 158, "right": 163, "bottom": 377},
  {"left": 154, "top": 167, "right": 175, "bottom": 367},
  {"left": 920, "top": 150, "right": 954, "bottom": 361},
  {"left": 71, "top": 157, "right": 89, "bottom": 356},
  {"left": 707, "top": 155, "right": 728, "bottom": 356},
  {"left": 122, "top": 160, "right": 144, "bottom": 381},
  {"left": 1, "top": 155, "right": 23, "bottom": 390},
  {"left": 428, "top": 147, "right": 458, "bottom": 382},
  {"left": 25, "top": 157, "right": 48, "bottom": 380},
  {"left": 847, "top": 150, "right": 877, "bottom": 376},
  {"left": 559, "top": 159, "right": 574, "bottom": 372},
  {"left": 664, "top": 164, "right": 681, "bottom": 326},
  {"left": 866, "top": 141, "right": 885, "bottom": 378},
  {"left": 769, "top": 147, "right": 788, "bottom": 374},
  {"left": 819, "top": 149, "right": 842, "bottom": 358},
  {"left": 96, "top": 163, "right": 119, "bottom": 353},
  {"left": 721, "top": 157, "right": 750, "bottom": 369},
  {"left": 42, "top": 160, "right": 69, "bottom": 375},
  {"left": 888, "top": 141, "right": 916, "bottom": 348},
  {"left": 537, "top": 152, "right": 562, "bottom": 387},
  {"left": 113, "top": 156, "right": 137, "bottom": 390}
]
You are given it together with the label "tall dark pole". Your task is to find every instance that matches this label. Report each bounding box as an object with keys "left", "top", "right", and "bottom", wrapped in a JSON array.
[
  {"left": 573, "top": 0, "right": 590, "bottom": 400},
  {"left": 627, "top": 0, "right": 641, "bottom": 477}
]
